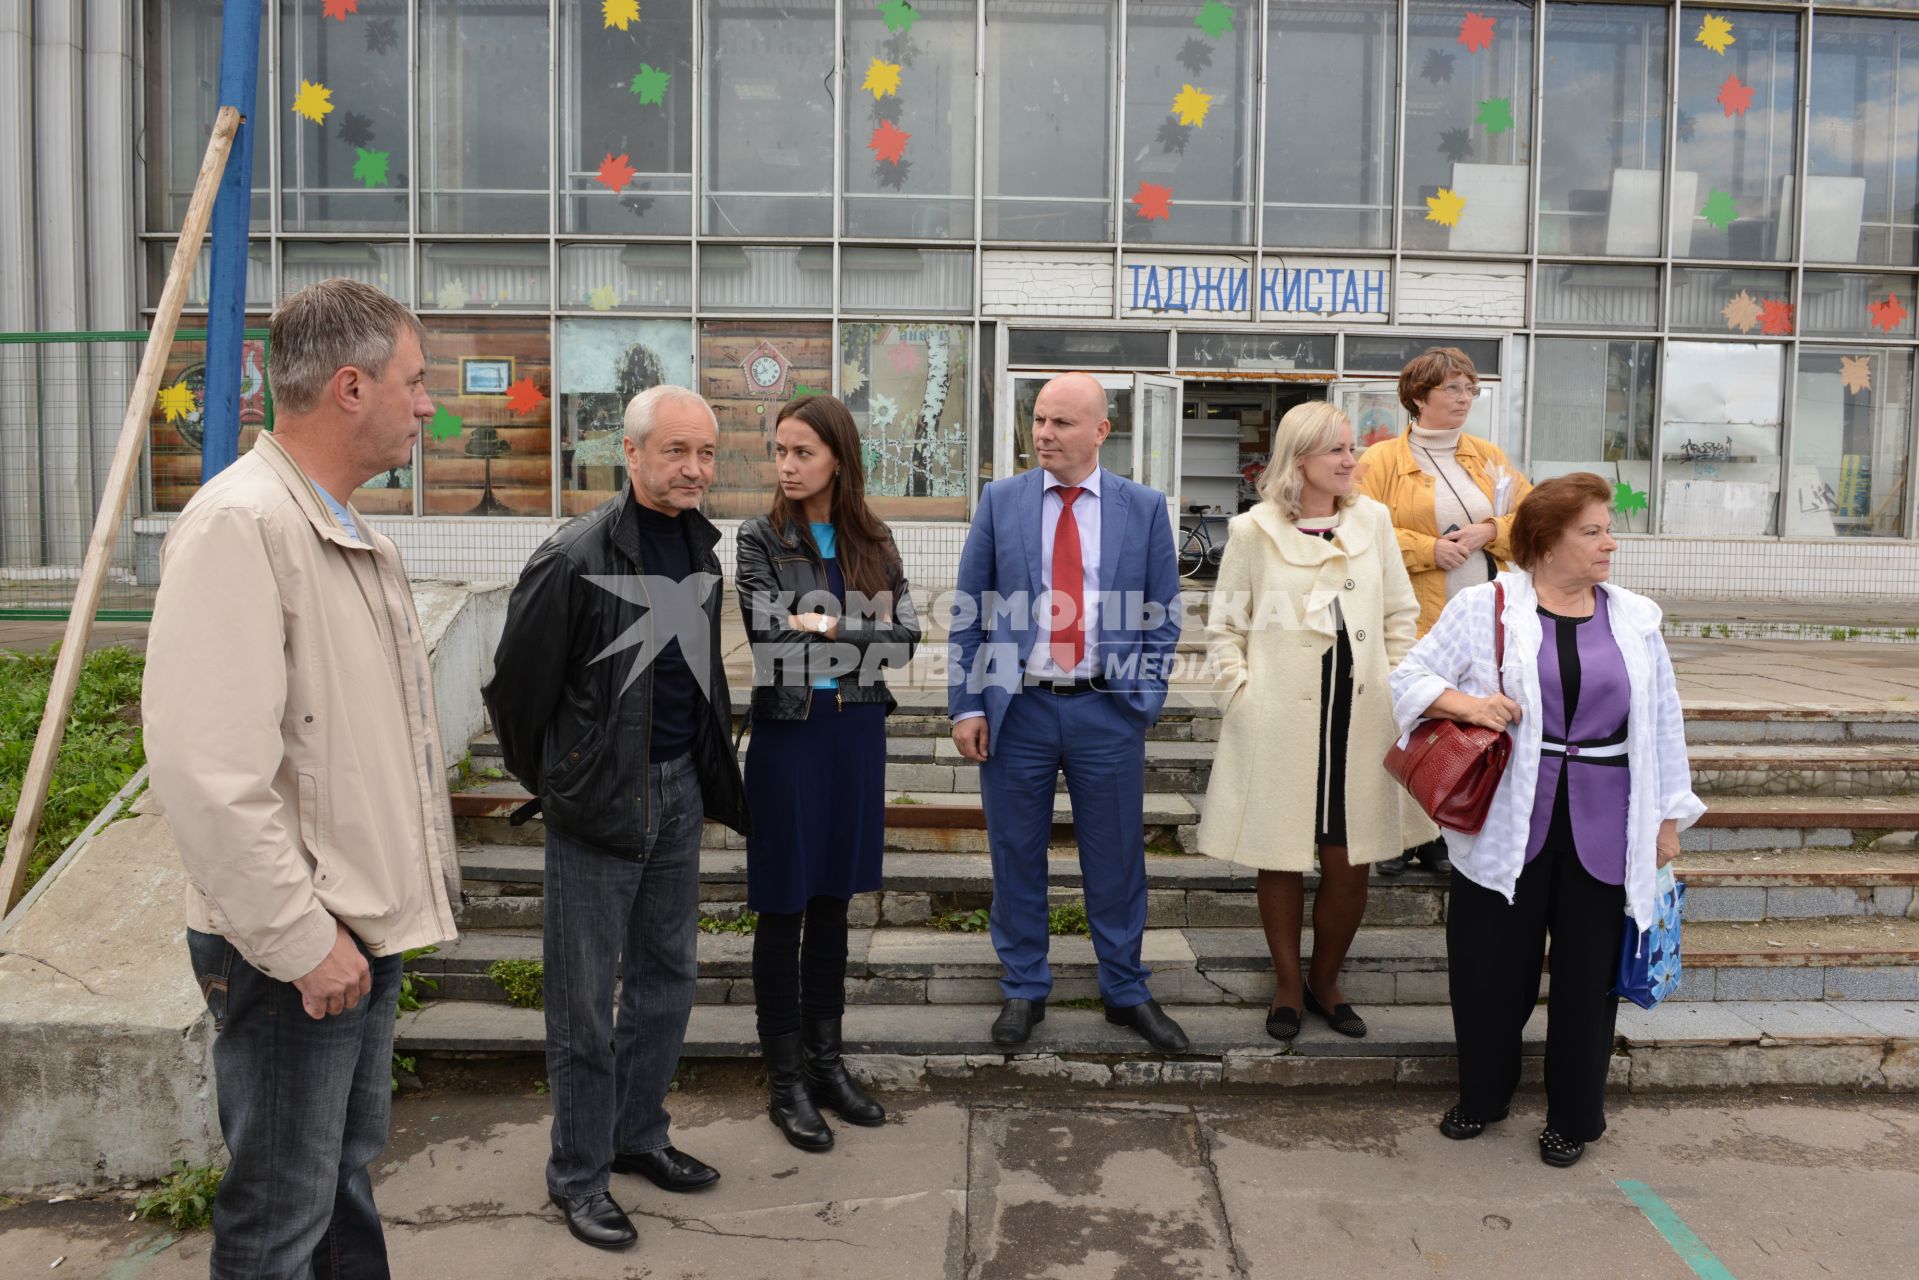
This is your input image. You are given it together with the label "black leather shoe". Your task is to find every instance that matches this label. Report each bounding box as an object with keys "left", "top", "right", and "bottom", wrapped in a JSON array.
[
  {"left": 761, "top": 1031, "right": 834, "bottom": 1152},
  {"left": 1413, "top": 837, "right": 1452, "bottom": 876},
  {"left": 1375, "top": 850, "right": 1414, "bottom": 878},
  {"left": 1264, "top": 1004, "right": 1301, "bottom": 1042},
  {"left": 1438, "top": 1104, "right": 1509, "bottom": 1140},
  {"left": 611, "top": 1145, "right": 720, "bottom": 1192},
  {"left": 1539, "top": 1127, "right": 1586, "bottom": 1167},
  {"left": 1303, "top": 984, "right": 1368, "bottom": 1039},
  {"left": 1104, "top": 999, "right": 1191, "bottom": 1053},
  {"left": 991, "top": 998, "right": 1046, "bottom": 1046},
  {"left": 803, "top": 1017, "right": 886, "bottom": 1127},
  {"left": 550, "top": 1190, "right": 637, "bottom": 1250}
]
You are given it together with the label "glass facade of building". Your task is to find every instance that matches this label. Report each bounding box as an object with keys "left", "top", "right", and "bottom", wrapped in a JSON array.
[{"left": 144, "top": 0, "right": 1919, "bottom": 538}]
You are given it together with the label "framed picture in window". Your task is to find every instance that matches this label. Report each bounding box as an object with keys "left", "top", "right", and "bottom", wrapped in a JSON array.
[{"left": 460, "top": 357, "right": 514, "bottom": 396}]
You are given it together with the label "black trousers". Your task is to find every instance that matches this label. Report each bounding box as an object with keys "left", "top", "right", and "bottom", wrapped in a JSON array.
[
  {"left": 1446, "top": 837, "right": 1626, "bottom": 1142},
  {"left": 753, "top": 895, "right": 851, "bottom": 1038}
]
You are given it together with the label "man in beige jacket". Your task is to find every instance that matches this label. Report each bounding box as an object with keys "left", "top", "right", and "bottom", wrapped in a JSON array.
[{"left": 145, "top": 278, "right": 459, "bottom": 1280}]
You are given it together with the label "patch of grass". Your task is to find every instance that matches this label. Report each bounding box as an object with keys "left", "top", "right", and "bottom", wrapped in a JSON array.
[
  {"left": 892, "top": 793, "right": 921, "bottom": 805},
  {"left": 487, "top": 957, "right": 545, "bottom": 1009},
  {"left": 392, "top": 946, "right": 439, "bottom": 1092},
  {"left": 933, "top": 907, "right": 990, "bottom": 933},
  {"left": 698, "top": 909, "right": 758, "bottom": 935},
  {"left": 1048, "top": 900, "right": 1090, "bottom": 936},
  {"left": 0, "top": 645, "right": 147, "bottom": 894},
  {"left": 135, "top": 1160, "right": 225, "bottom": 1231}
]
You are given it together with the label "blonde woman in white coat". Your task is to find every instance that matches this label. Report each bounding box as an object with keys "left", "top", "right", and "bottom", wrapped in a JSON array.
[{"left": 1197, "top": 402, "right": 1431, "bottom": 1042}]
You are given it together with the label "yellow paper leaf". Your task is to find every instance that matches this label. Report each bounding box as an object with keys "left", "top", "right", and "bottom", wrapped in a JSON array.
[
  {"left": 1171, "top": 83, "right": 1213, "bottom": 129},
  {"left": 157, "top": 381, "right": 196, "bottom": 423},
  {"left": 1694, "top": 14, "right": 1734, "bottom": 55},
  {"left": 1424, "top": 187, "right": 1466, "bottom": 227},
  {"left": 863, "top": 58, "right": 902, "bottom": 100},
  {"left": 1720, "top": 289, "right": 1761, "bottom": 334},
  {"left": 588, "top": 285, "right": 618, "bottom": 312},
  {"left": 291, "top": 79, "right": 333, "bottom": 125},
  {"left": 603, "top": 0, "right": 639, "bottom": 30},
  {"left": 1840, "top": 355, "right": 1872, "bottom": 395}
]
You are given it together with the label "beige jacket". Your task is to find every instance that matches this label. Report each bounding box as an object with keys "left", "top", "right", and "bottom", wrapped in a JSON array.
[
  {"left": 1195, "top": 496, "right": 1435, "bottom": 870},
  {"left": 144, "top": 432, "right": 460, "bottom": 981}
]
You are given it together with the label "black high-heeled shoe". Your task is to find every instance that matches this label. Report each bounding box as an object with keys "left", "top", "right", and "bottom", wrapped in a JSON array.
[
  {"left": 1538, "top": 1127, "right": 1585, "bottom": 1167},
  {"left": 1438, "top": 1104, "right": 1509, "bottom": 1140},
  {"left": 1302, "top": 984, "right": 1367, "bottom": 1038}
]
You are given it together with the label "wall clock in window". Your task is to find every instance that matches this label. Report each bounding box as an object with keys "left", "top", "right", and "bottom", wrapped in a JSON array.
[{"left": 742, "top": 341, "right": 791, "bottom": 397}]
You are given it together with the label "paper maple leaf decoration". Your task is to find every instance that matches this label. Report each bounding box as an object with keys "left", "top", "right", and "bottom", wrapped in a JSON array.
[
  {"left": 1695, "top": 14, "right": 1735, "bottom": 55},
  {"left": 1457, "top": 12, "right": 1495, "bottom": 54},
  {"left": 1475, "top": 97, "right": 1514, "bottom": 135},
  {"left": 1717, "top": 74, "right": 1753, "bottom": 117},
  {"left": 875, "top": 156, "right": 912, "bottom": 189},
  {"left": 1840, "top": 356, "right": 1873, "bottom": 395},
  {"left": 291, "top": 80, "right": 334, "bottom": 125},
  {"left": 864, "top": 58, "right": 902, "bottom": 100},
  {"left": 1171, "top": 84, "right": 1213, "bottom": 128},
  {"left": 1721, "top": 290, "right": 1762, "bottom": 333},
  {"left": 631, "top": 64, "right": 671, "bottom": 105},
  {"left": 869, "top": 120, "right": 911, "bottom": 165},
  {"left": 603, "top": 0, "right": 639, "bottom": 30},
  {"left": 1132, "top": 181, "right": 1174, "bottom": 221},
  {"left": 157, "top": 381, "right": 196, "bottom": 423},
  {"left": 1177, "top": 38, "right": 1214, "bottom": 76},
  {"left": 880, "top": 0, "right": 918, "bottom": 36},
  {"left": 1759, "top": 298, "right": 1795, "bottom": 336},
  {"left": 1867, "top": 293, "right": 1909, "bottom": 333},
  {"left": 505, "top": 376, "right": 547, "bottom": 416},
  {"left": 322, "top": 0, "right": 359, "bottom": 20},
  {"left": 336, "top": 111, "right": 375, "bottom": 150},
  {"left": 1425, "top": 187, "right": 1466, "bottom": 227},
  {"left": 1437, "top": 128, "right": 1472, "bottom": 164},
  {"left": 352, "top": 147, "right": 389, "bottom": 188},
  {"left": 1158, "top": 119, "right": 1192, "bottom": 155},
  {"left": 1612, "top": 481, "right": 1648, "bottom": 516},
  {"left": 364, "top": 17, "right": 398, "bottom": 55},
  {"left": 1193, "top": 0, "right": 1234, "bottom": 41},
  {"left": 1700, "top": 188, "right": 1738, "bottom": 230},
  {"left": 840, "top": 361, "right": 868, "bottom": 397},
  {"left": 596, "top": 153, "right": 637, "bottom": 192},
  {"left": 428, "top": 404, "right": 463, "bottom": 442},
  {"left": 587, "top": 285, "right": 618, "bottom": 312},
  {"left": 436, "top": 279, "right": 470, "bottom": 309},
  {"left": 1421, "top": 49, "right": 1455, "bottom": 85}
]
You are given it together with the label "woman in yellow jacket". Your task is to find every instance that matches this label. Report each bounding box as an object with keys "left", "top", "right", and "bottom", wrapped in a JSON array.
[{"left": 1358, "top": 346, "right": 1532, "bottom": 876}]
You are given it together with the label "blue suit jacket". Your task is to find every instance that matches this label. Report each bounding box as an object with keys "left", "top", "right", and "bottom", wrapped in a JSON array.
[{"left": 947, "top": 466, "right": 1182, "bottom": 744}]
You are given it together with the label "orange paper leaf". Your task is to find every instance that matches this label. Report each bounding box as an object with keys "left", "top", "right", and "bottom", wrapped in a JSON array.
[
  {"left": 1717, "top": 74, "right": 1753, "bottom": 117},
  {"left": 869, "top": 120, "right": 911, "bottom": 164},
  {"left": 595, "top": 152, "right": 636, "bottom": 192},
  {"left": 1132, "top": 182, "right": 1174, "bottom": 221},
  {"left": 1840, "top": 356, "right": 1872, "bottom": 395},
  {"left": 505, "top": 376, "right": 546, "bottom": 416},
  {"left": 1867, "top": 293, "right": 1909, "bottom": 333},
  {"left": 1759, "top": 298, "right": 1795, "bottom": 336},
  {"left": 1457, "top": 12, "right": 1495, "bottom": 53},
  {"left": 322, "top": 0, "right": 359, "bottom": 20}
]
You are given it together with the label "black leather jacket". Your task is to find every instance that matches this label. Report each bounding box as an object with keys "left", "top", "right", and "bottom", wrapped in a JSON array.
[
  {"left": 482, "top": 490, "right": 750, "bottom": 854},
  {"left": 734, "top": 515, "right": 921, "bottom": 722}
]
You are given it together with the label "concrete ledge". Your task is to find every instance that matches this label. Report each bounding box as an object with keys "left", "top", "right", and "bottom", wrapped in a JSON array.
[{"left": 414, "top": 580, "right": 511, "bottom": 772}]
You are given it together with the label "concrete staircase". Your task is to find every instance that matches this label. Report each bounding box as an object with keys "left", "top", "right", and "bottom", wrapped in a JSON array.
[{"left": 400, "top": 691, "right": 1919, "bottom": 1092}]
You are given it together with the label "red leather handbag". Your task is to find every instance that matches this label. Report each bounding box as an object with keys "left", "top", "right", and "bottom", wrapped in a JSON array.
[{"left": 1385, "top": 582, "right": 1511, "bottom": 834}]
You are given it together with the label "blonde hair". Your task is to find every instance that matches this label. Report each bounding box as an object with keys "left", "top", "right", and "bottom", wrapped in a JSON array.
[{"left": 1257, "top": 401, "right": 1358, "bottom": 522}]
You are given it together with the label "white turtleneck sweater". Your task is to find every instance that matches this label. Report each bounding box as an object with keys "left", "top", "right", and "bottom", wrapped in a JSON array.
[{"left": 1407, "top": 424, "right": 1495, "bottom": 598}]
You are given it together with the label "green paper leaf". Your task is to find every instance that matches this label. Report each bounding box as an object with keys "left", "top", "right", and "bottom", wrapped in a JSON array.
[
  {"left": 630, "top": 64, "right": 672, "bottom": 105},
  {"left": 795, "top": 383, "right": 825, "bottom": 397},
  {"left": 1700, "top": 188, "right": 1738, "bottom": 231},
  {"left": 1474, "top": 97, "right": 1514, "bottom": 135},
  {"left": 352, "top": 146, "right": 390, "bottom": 188},
  {"left": 1194, "top": 0, "right": 1234, "bottom": 40},
  {"left": 428, "top": 404, "right": 463, "bottom": 441},
  {"left": 1613, "top": 481, "right": 1648, "bottom": 515},
  {"left": 879, "top": 0, "right": 918, "bottom": 35}
]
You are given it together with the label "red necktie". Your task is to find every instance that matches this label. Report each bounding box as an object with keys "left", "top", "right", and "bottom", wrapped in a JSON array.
[{"left": 1049, "top": 486, "right": 1086, "bottom": 674}]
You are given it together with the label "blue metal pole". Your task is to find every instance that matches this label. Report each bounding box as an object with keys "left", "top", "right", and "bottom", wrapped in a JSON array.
[{"left": 201, "top": 0, "right": 262, "bottom": 483}]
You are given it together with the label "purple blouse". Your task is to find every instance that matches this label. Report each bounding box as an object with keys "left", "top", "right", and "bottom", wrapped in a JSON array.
[{"left": 1524, "top": 589, "right": 1631, "bottom": 884}]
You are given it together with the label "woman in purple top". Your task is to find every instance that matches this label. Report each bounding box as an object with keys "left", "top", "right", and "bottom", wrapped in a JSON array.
[{"left": 1389, "top": 473, "right": 1705, "bottom": 1169}]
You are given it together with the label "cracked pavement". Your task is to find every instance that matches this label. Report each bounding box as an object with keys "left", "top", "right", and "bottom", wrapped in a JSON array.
[{"left": 4, "top": 1086, "right": 1918, "bottom": 1277}]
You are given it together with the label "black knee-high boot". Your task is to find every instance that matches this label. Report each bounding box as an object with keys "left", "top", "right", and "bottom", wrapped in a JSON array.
[
  {"left": 761, "top": 1032, "right": 833, "bottom": 1152},
  {"left": 801, "top": 1017, "right": 885, "bottom": 1127}
]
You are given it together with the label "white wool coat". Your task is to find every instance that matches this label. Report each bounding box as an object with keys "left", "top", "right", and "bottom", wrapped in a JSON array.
[
  {"left": 1388, "top": 571, "right": 1707, "bottom": 928},
  {"left": 1196, "top": 497, "right": 1435, "bottom": 870}
]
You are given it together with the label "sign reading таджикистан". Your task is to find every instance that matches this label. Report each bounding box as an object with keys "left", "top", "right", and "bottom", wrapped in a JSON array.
[{"left": 1122, "top": 254, "right": 1390, "bottom": 321}]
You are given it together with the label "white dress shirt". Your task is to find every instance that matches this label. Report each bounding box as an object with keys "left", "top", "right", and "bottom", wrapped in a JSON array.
[{"left": 1027, "top": 467, "right": 1103, "bottom": 681}]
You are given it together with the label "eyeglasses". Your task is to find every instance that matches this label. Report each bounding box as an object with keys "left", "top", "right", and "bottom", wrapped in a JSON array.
[{"left": 1434, "top": 381, "right": 1478, "bottom": 399}]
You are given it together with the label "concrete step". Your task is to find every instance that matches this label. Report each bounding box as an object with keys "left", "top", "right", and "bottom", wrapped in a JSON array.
[{"left": 394, "top": 999, "right": 1919, "bottom": 1092}]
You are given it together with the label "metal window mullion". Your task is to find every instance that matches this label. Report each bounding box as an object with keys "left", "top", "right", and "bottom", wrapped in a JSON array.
[
  {"left": 1252, "top": 0, "right": 1268, "bottom": 296},
  {"left": 549, "top": 0, "right": 560, "bottom": 518},
  {"left": 408, "top": 0, "right": 422, "bottom": 516},
  {"left": 1388, "top": 0, "right": 1410, "bottom": 324},
  {"left": 1778, "top": 4, "right": 1816, "bottom": 538},
  {"left": 1111, "top": 0, "right": 1127, "bottom": 318},
  {"left": 1526, "top": 0, "right": 1545, "bottom": 321},
  {"left": 1652, "top": 0, "right": 1682, "bottom": 533},
  {"left": 831, "top": 0, "right": 843, "bottom": 344}
]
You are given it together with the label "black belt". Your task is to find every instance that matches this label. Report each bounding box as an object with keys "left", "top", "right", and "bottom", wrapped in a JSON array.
[{"left": 1025, "top": 677, "right": 1102, "bottom": 696}]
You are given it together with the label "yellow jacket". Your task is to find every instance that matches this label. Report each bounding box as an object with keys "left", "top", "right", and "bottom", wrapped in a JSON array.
[{"left": 1355, "top": 430, "right": 1533, "bottom": 636}]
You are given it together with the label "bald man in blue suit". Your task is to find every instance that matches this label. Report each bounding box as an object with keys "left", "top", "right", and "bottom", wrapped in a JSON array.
[{"left": 948, "top": 372, "right": 1188, "bottom": 1052}]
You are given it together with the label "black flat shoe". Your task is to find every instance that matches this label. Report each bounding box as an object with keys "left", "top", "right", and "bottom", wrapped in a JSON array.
[
  {"left": 1302, "top": 984, "right": 1367, "bottom": 1039},
  {"left": 991, "top": 998, "right": 1046, "bottom": 1046},
  {"left": 1375, "top": 850, "right": 1414, "bottom": 879},
  {"left": 611, "top": 1145, "right": 720, "bottom": 1192},
  {"left": 1104, "top": 998, "right": 1191, "bottom": 1053},
  {"left": 1414, "top": 837, "right": 1452, "bottom": 875},
  {"left": 550, "top": 1190, "right": 637, "bottom": 1250},
  {"left": 1264, "top": 1005, "right": 1301, "bottom": 1042},
  {"left": 1438, "top": 1104, "right": 1509, "bottom": 1140},
  {"left": 1539, "top": 1127, "right": 1586, "bottom": 1167}
]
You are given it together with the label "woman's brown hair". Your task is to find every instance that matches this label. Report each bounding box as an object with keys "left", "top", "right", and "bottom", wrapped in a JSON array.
[
  {"left": 769, "top": 394, "right": 901, "bottom": 602},
  {"left": 1397, "top": 346, "right": 1479, "bottom": 420},
  {"left": 1510, "top": 472, "right": 1613, "bottom": 571}
]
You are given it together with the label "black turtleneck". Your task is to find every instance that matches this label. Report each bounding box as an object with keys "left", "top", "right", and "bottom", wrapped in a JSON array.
[{"left": 630, "top": 499, "right": 699, "bottom": 762}]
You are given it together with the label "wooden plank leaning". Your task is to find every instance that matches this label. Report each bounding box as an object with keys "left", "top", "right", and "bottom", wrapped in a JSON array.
[{"left": 0, "top": 105, "right": 243, "bottom": 915}]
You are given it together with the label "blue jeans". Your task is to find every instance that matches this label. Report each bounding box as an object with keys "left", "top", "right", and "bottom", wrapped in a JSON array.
[
  {"left": 544, "top": 752, "right": 705, "bottom": 1198},
  {"left": 186, "top": 926, "right": 403, "bottom": 1280}
]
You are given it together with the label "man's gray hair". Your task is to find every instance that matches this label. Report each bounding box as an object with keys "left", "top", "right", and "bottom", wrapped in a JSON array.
[
  {"left": 267, "top": 278, "right": 426, "bottom": 413},
  {"left": 624, "top": 384, "right": 718, "bottom": 444}
]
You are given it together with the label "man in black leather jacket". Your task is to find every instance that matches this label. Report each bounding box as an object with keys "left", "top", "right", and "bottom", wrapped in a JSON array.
[{"left": 483, "top": 385, "right": 749, "bottom": 1253}]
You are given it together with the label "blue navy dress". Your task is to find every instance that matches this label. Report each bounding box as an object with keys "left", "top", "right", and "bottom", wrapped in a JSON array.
[{"left": 742, "top": 523, "right": 888, "bottom": 914}]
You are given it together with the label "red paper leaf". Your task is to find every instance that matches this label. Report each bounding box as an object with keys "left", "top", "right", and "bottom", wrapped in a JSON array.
[
  {"left": 1457, "top": 12, "right": 1496, "bottom": 53},
  {"left": 322, "top": 0, "right": 359, "bottom": 19},
  {"left": 869, "top": 120, "right": 912, "bottom": 164},
  {"left": 1716, "top": 74, "right": 1753, "bottom": 117},
  {"left": 505, "top": 376, "right": 546, "bottom": 417},
  {"left": 1759, "top": 298, "right": 1795, "bottom": 336},
  {"left": 1868, "top": 293, "right": 1909, "bottom": 332},
  {"left": 595, "top": 153, "right": 636, "bottom": 192},
  {"left": 1132, "top": 181, "right": 1173, "bottom": 221}
]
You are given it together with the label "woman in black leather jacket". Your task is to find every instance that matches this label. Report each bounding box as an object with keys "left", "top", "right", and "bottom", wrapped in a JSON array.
[{"left": 734, "top": 393, "right": 920, "bottom": 1153}]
